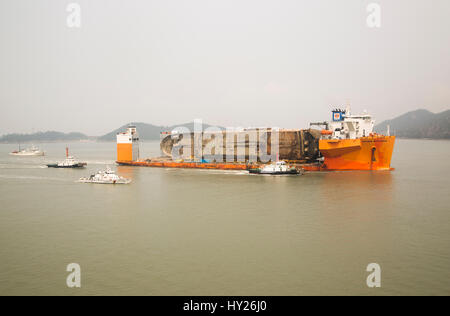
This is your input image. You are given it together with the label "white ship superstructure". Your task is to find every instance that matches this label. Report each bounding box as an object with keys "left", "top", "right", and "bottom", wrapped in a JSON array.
[
  {"left": 312, "top": 107, "right": 375, "bottom": 140},
  {"left": 78, "top": 168, "right": 131, "bottom": 184}
]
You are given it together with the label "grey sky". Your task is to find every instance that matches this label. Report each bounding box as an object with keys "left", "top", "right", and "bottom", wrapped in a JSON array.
[{"left": 1, "top": 0, "right": 449, "bottom": 136}]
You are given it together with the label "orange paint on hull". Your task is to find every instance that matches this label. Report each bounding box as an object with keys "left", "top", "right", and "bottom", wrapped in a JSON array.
[
  {"left": 301, "top": 164, "right": 322, "bottom": 172},
  {"left": 117, "top": 143, "right": 133, "bottom": 162},
  {"left": 319, "top": 135, "right": 395, "bottom": 171}
]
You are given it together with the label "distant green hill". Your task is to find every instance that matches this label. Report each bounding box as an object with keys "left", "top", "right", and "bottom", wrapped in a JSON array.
[
  {"left": 0, "top": 122, "right": 223, "bottom": 143},
  {"left": 375, "top": 109, "right": 450, "bottom": 139},
  {"left": 97, "top": 122, "right": 162, "bottom": 142},
  {"left": 98, "top": 122, "right": 224, "bottom": 142},
  {"left": 0, "top": 131, "right": 90, "bottom": 143}
]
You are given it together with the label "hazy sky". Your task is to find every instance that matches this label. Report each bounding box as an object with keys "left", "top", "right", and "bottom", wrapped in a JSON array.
[{"left": 1, "top": 0, "right": 449, "bottom": 136}]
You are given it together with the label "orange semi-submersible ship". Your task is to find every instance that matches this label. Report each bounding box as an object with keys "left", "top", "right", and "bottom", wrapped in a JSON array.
[
  {"left": 311, "top": 108, "right": 396, "bottom": 171},
  {"left": 116, "top": 108, "right": 395, "bottom": 171}
]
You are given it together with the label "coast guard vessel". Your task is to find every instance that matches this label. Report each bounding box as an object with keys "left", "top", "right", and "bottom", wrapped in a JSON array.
[{"left": 78, "top": 168, "right": 131, "bottom": 184}]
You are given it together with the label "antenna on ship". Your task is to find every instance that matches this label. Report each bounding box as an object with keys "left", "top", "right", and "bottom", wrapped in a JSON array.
[
  {"left": 387, "top": 125, "right": 390, "bottom": 136},
  {"left": 345, "top": 99, "right": 351, "bottom": 116}
]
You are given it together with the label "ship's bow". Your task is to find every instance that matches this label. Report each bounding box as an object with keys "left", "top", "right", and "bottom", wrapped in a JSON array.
[{"left": 319, "top": 135, "right": 395, "bottom": 171}]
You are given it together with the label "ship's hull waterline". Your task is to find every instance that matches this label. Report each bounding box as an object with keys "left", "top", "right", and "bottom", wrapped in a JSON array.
[
  {"left": 47, "top": 163, "right": 87, "bottom": 169},
  {"left": 319, "top": 135, "right": 396, "bottom": 171}
]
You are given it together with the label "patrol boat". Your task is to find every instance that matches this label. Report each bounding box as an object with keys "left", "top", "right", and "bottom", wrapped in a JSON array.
[
  {"left": 47, "top": 148, "right": 87, "bottom": 168},
  {"left": 78, "top": 168, "right": 131, "bottom": 184}
]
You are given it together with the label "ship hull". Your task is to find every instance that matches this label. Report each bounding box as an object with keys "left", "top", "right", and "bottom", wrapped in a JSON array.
[
  {"left": 78, "top": 179, "right": 130, "bottom": 184},
  {"left": 248, "top": 169, "right": 299, "bottom": 175},
  {"left": 319, "top": 135, "right": 395, "bottom": 170},
  {"left": 117, "top": 160, "right": 249, "bottom": 170},
  {"left": 10, "top": 152, "right": 45, "bottom": 157},
  {"left": 47, "top": 163, "right": 87, "bottom": 168}
]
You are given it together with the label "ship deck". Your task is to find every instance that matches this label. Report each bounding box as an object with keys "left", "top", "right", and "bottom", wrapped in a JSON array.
[{"left": 116, "top": 157, "right": 322, "bottom": 171}]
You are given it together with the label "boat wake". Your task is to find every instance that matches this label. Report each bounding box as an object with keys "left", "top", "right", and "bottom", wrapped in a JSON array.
[
  {"left": 85, "top": 160, "right": 116, "bottom": 165},
  {"left": 0, "top": 164, "right": 48, "bottom": 169},
  {"left": 0, "top": 174, "right": 69, "bottom": 181},
  {"left": 165, "top": 168, "right": 247, "bottom": 176}
]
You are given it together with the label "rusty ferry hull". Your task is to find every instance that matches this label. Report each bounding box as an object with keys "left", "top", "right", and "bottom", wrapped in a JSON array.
[
  {"left": 160, "top": 129, "right": 321, "bottom": 162},
  {"left": 319, "top": 135, "right": 396, "bottom": 171},
  {"left": 116, "top": 126, "right": 322, "bottom": 171}
]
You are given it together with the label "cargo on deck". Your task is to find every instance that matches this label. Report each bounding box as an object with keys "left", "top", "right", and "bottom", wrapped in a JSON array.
[{"left": 116, "top": 108, "right": 395, "bottom": 172}]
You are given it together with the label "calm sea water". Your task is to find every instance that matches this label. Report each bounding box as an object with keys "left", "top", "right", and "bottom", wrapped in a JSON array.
[{"left": 0, "top": 139, "right": 449, "bottom": 296}]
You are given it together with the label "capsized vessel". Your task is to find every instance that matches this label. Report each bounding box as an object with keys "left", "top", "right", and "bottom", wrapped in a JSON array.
[
  {"left": 78, "top": 168, "right": 131, "bottom": 184},
  {"left": 47, "top": 147, "right": 87, "bottom": 168}
]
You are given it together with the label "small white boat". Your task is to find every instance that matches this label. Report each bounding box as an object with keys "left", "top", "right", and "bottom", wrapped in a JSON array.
[
  {"left": 78, "top": 168, "right": 131, "bottom": 184},
  {"left": 47, "top": 148, "right": 87, "bottom": 168},
  {"left": 248, "top": 161, "right": 301, "bottom": 175},
  {"left": 10, "top": 145, "right": 45, "bottom": 157}
]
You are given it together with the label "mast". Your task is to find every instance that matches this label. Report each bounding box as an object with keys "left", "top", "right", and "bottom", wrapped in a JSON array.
[{"left": 345, "top": 99, "right": 351, "bottom": 116}]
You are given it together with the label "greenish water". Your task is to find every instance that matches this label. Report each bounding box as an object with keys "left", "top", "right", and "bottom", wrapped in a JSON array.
[{"left": 0, "top": 139, "right": 449, "bottom": 295}]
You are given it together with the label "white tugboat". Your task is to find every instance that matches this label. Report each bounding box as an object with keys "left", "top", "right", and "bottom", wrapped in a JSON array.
[
  {"left": 47, "top": 148, "right": 87, "bottom": 168},
  {"left": 10, "top": 145, "right": 45, "bottom": 157},
  {"left": 78, "top": 167, "right": 131, "bottom": 184},
  {"left": 248, "top": 161, "right": 301, "bottom": 175}
]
